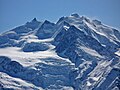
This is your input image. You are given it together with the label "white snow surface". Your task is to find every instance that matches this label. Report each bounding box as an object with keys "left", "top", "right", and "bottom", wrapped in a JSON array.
[
  {"left": 0, "top": 14, "right": 120, "bottom": 90},
  {"left": 80, "top": 46, "right": 103, "bottom": 58},
  {"left": 0, "top": 38, "right": 72, "bottom": 67},
  {"left": 115, "top": 48, "right": 120, "bottom": 56},
  {"left": 0, "top": 37, "right": 74, "bottom": 89},
  {"left": 0, "top": 72, "right": 43, "bottom": 90}
]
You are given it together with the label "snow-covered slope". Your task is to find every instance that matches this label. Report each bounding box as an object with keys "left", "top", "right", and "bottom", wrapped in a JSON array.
[{"left": 0, "top": 14, "right": 120, "bottom": 90}]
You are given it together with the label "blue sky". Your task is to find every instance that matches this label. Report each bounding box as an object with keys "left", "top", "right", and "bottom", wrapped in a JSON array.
[{"left": 0, "top": 0, "right": 120, "bottom": 33}]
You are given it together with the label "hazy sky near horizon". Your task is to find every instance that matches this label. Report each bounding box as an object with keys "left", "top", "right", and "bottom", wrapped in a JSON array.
[{"left": 0, "top": 0, "right": 120, "bottom": 33}]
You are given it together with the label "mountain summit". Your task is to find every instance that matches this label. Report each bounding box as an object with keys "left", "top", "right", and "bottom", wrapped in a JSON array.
[{"left": 0, "top": 14, "right": 120, "bottom": 90}]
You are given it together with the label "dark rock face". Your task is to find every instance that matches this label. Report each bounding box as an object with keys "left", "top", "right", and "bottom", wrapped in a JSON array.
[
  {"left": 71, "top": 13, "right": 80, "bottom": 18},
  {"left": 3, "top": 31, "right": 19, "bottom": 40},
  {"left": 0, "top": 56, "right": 11, "bottom": 65},
  {"left": 11, "top": 18, "right": 40, "bottom": 34},
  {"left": 0, "top": 19, "right": 41, "bottom": 48},
  {"left": 5, "top": 61, "right": 23, "bottom": 73},
  {"left": 0, "top": 35, "right": 11, "bottom": 45},
  {"left": 25, "top": 18, "right": 41, "bottom": 30},
  {"left": 36, "top": 20, "right": 56, "bottom": 39},
  {"left": 22, "top": 42, "right": 49, "bottom": 52},
  {"left": 56, "top": 26, "right": 108, "bottom": 56},
  {"left": 54, "top": 23, "right": 120, "bottom": 89},
  {"left": 11, "top": 26, "right": 33, "bottom": 34},
  {"left": 0, "top": 56, "right": 23, "bottom": 74},
  {"left": 0, "top": 14, "right": 120, "bottom": 90}
]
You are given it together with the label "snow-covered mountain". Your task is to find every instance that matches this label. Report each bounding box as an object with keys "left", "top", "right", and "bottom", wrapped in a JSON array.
[{"left": 0, "top": 14, "right": 120, "bottom": 90}]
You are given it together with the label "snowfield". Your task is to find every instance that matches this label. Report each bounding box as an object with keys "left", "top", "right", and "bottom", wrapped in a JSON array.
[
  {"left": 0, "top": 14, "right": 120, "bottom": 90},
  {"left": 0, "top": 40, "right": 73, "bottom": 67},
  {"left": 0, "top": 72, "right": 43, "bottom": 90}
]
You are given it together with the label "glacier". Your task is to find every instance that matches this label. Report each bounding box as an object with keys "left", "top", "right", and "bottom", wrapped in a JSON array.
[{"left": 0, "top": 14, "right": 120, "bottom": 90}]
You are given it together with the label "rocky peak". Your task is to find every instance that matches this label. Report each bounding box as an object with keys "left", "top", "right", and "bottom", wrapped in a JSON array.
[{"left": 71, "top": 13, "right": 80, "bottom": 18}]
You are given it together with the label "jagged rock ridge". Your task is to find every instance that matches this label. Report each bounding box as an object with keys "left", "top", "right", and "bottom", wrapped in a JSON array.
[{"left": 0, "top": 14, "right": 120, "bottom": 90}]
